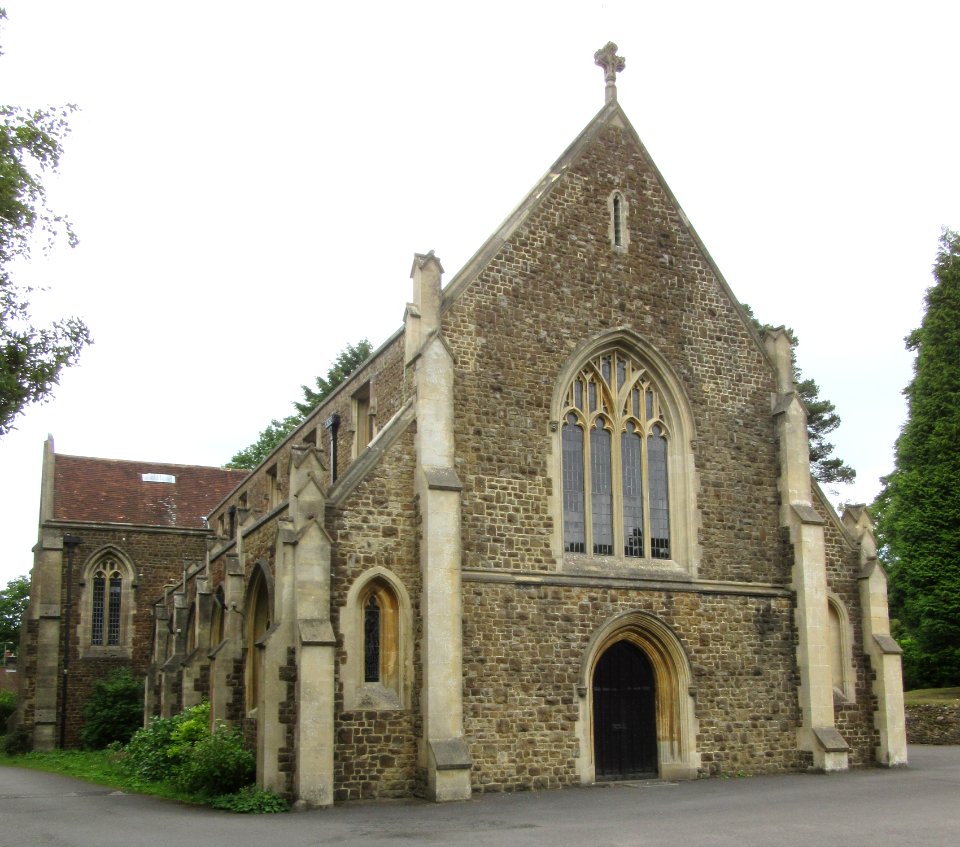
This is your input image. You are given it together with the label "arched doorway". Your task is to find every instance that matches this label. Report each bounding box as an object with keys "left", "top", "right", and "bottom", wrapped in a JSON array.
[{"left": 592, "top": 640, "right": 658, "bottom": 779}]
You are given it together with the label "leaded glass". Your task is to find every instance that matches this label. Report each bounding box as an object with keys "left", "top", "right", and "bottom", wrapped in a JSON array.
[
  {"left": 91, "top": 572, "right": 105, "bottom": 646},
  {"left": 562, "top": 415, "right": 586, "bottom": 553},
  {"left": 364, "top": 594, "right": 381, "bottom": 682},
  {"left": 591, "top": 420, "right": 613, "bottom": 555},
  {"left": 107, "top": 572, "right": 122, "bottom": 646},
  {"left": 648, "top": 426, "right": 670, "bottom": 559},
  {"left": 622, "top": 424, "right": 644, "bottom": 557}
]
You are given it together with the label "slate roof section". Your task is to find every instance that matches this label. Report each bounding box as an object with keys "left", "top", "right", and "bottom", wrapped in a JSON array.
[{"left": 53, "top": 455, "right": 249, "bottom": 529}]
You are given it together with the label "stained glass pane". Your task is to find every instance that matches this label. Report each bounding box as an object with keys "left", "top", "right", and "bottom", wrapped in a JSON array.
[
  {"left": 621, "top": 425, "right": 644, "bottom": 557},
  {"left": 107, "top": 573, "right": 122, "bottom": 646},
  {"left": 91, "top": 572, "right": 105, "bottom": 646},
  {"left": 364, "top": 594, "right": 381, "bottom": 682},
  {"left": 575, "top": 379, "right": 584, "bottom": 411},
  {"left": 617, "top": 357, "right": 626, "bottom": 391},
  {"left": 588, "top": 381, "right": 597, "bottom": 413},
  {"left": 562, "top": 417, "right": 586, "bottom": 553},
  {"left": 632, "top": 387, "right": 640, "bottom": 418},
  {"left": 645, "top": 389, "right": 654, "bottom": 421},
  {"left": 591, "top": 421, "right": 613, "bottom": 555},
  {"left": 648, "top": 426, "right": 670, "bottom": 559},
  {"left": 601, "top": 356, "right": 612, "bottom": 386}
]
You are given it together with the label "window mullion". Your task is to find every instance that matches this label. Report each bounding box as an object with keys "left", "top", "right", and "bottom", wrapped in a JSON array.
[
  {"left": 641, "top": 427, "right": 652, "bottom": 559},
  {"left": 583, "top": 423, "right": 593, "bottom": 555}
]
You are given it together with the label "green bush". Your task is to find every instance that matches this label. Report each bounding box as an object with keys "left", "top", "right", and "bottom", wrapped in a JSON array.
[
  {"left": 3, "top": 726, "right": 31, "bottom": 755},
  {"left": 0, "top": 689, "right": 16, "bottom": 728},
  {"left": 173, "top": 722, "right": 254, "bottom": 796},
  {"left": 120, "top": 702, "right": 207, "bottom": 782},
  {"left": 211, "top": 785, "right": 288, "bottom": 814},
  {"left": 80, "top": 668, "right": 143, "bottom": 749}
]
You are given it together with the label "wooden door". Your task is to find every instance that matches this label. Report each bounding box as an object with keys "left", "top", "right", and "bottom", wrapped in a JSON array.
[{"left": 592, "top": 640, "right": 657, "bottom": 780}]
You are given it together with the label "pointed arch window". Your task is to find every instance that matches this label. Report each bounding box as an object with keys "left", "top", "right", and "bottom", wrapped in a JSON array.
[
  {"left": 561, "top": 349, "right": 671, "bottom": 560},
  {"left": 81, "top": 550, "right": 135, "bottom": 656},
  {"left": 342, "top": 570, "right": 413, "bottom": 711},
  {"left": 608, "top": 192, "right": 629, "bottom": 252},
  {"left": 91, "top": 563, "right": 124, "bottom": 646}
]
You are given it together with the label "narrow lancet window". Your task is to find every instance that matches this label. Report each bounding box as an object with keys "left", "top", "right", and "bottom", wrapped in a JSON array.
[
  {"left": 613, "top": 195, "right": 623, "bottom": 247},
  {"left": 364, "top": 594, "right": 381, "bottom": 682}
]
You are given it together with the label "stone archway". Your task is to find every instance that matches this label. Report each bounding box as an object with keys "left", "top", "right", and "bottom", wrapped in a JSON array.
[{"left": 577, "top": 610, "right": 700, "bottom": 782}]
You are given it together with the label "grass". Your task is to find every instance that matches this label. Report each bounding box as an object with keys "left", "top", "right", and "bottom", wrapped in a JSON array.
[
  {"left": 0, "top": 745, "right": 209, "bottom": 805},
  {"left": 903, "top": 687, "right": 960, "bottom": 706}
]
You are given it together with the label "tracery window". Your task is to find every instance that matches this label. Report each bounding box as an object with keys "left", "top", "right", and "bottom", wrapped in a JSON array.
[
  {"left": 80, "top": 548, "right": 135, "bottom": 657},
  {"left": 561, "top": 348, "right": 671, "bottom": 560},
  {"left": 91, "top": 560, "right": 123, "bottom": 646}
]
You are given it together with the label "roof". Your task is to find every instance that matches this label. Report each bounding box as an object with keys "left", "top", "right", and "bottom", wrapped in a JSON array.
[{"left": 53, "top": 454, "right": 248, "bottom": 529}]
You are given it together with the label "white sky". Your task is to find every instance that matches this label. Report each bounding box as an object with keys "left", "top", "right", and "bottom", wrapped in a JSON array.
[{"left": 1, "top": 1, "right": 958, "bottom": 587}]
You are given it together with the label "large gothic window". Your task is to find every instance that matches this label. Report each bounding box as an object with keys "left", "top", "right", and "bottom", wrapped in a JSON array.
[{"left": 561, "top": 348, "right": 671, "bottom": 560}]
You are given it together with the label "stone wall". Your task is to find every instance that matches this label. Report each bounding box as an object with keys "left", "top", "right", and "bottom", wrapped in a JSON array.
[
  {"left": 444, "top": 122, "right": 783, "bottom": 583},
  {"left": 906, "top": 703, "right": 960, "bottom": 744}
]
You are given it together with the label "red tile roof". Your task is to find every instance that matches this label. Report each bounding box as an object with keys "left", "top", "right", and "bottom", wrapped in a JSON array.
[{"left": 53, "top": 455, "right": 248, "bottom": 529}]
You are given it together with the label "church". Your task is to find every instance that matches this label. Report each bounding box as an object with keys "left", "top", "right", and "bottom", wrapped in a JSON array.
[{"left": 16, "top": 44, "right": 906, "bottom": 806}]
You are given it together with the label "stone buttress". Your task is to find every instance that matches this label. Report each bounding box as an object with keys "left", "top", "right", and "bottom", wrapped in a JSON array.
[
  {"left": 406, "top": 252, "right": 472, "bottom": 800},
  {"left": 764, "top": 328, "right": 848, "bottom": 771}
]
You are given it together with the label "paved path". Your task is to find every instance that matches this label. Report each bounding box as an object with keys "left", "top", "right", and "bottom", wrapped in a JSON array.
[{"left": 1, "top": 746, "right": 958, "bottom": 847}]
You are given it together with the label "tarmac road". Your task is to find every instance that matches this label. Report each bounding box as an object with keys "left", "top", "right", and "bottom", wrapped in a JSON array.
[{"left": 1, "top": 746, "right": 958, "bottom": 847}]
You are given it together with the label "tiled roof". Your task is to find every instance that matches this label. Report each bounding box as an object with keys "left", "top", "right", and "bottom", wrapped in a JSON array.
[{"left": 53, "top": 455, "right": 248, "bottom": 529}]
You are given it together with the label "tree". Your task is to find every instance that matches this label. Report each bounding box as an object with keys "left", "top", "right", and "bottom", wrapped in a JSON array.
[
  {"left": 742, "top": 304, "right": 856, "bottom": 485},
  {"left": 0, "top": 574, "right": 29, "bottom": 654},
  {"left": 226, "top": 339, "right": 372, "bottom": 469},
  {"left": 1, "top": 10, "right": 90, "bottom": 436},
  {"left": 294, "top": 339, "right": 372, "bottom": 417},
  {"left": 873, "top": 228, "right": 960, "bottom": 688}
]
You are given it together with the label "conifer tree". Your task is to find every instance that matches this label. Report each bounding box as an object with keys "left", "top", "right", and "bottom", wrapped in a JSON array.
[
  {"left": 226, "top": 339, "right": 372, "bottom": 469},
  {"left": 742, "top": 305, "right": 856, "bottom": 485},
  {"left": 875, "top": 229, "right": 960, "bottom": 688}
]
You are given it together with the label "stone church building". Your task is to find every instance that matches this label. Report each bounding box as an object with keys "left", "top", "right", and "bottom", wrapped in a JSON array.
[{"left": 17, "top": 45, "right": 906, "bottom": 805}]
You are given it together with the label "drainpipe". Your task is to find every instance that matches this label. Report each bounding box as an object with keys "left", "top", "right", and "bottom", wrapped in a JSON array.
[
  {"left": 324, "top": 414, "right": 341, "bottom": 484},
  {"left": 59, "top": 534, "right": 83, "bottom": 748}
]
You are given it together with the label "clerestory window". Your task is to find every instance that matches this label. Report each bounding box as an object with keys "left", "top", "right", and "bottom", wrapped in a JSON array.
[{"left": 561, "top": 348, "right": 671, "bottom": 560}]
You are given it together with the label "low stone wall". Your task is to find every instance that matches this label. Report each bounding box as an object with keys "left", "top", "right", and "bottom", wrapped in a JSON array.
[{"left": 905, "top": 703, "right": 960, "bottom": 745}]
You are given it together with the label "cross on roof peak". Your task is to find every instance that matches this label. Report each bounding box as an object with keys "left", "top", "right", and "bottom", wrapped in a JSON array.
[{"left": 594, "top": 42, "right": 625, "bottom": 104}]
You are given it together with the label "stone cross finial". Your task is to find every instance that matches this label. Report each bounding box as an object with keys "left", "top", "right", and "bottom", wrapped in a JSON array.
[{"left": 594, "top": 42, "right": 625, "bottom": 104}]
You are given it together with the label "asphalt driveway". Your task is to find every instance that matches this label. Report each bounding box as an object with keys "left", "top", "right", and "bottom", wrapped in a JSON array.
[{"left": 1, "top": 746, "right": 957, "bottom": 847}]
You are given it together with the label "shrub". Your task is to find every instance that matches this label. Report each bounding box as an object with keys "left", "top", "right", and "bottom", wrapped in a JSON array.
[
  {"left": 0, "top": 689, "right": 15, "bottom": 728},
  {"left": 80, "top": 668, "right": 143, "bottom": 749},
  {"left": 3, "top": 726, "right": 31, "bottom": 755},
  {"left": 120, "top": 701, "right": 207, "bottom": 781},
  {"left": 211, "top": 785, "right": 288, "bottom": 814},
  {"left": 173, "top": 723, "right": 254, "bottom": 796}
]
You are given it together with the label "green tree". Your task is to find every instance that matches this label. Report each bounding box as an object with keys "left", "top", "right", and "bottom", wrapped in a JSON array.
[
  {"left": 0, "top": 574, "right": 29, "bottom": 654},
  {"left": 874, "top": 228, "right": 960, "bottom": 688},
  {"left": 80, "top": 667, "right": 143, "bottom": 748},
  {"left": 1, "top": 11, "right": 90, "bottom": 436},
  {"left": 742, "top": 304, "right": 856, "bottom": 485},
  {"left": 294, "top": 339, "right": 372, "bottom": 417},
  {"left": 226, "top": 339, "right": 372, "bottom": 469}
]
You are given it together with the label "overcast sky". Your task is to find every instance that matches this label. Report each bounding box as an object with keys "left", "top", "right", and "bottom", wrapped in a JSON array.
[{"left": 1, "top": 1, "right": 958, "bottom": 587}]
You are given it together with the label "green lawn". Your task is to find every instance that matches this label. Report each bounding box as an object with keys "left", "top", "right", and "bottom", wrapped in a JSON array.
[
  {"left": 0, "top": 746, "right": 203, "bottom": 803},
  {"left": 903, "top": 687, "right": 960, "bottom": 706}
]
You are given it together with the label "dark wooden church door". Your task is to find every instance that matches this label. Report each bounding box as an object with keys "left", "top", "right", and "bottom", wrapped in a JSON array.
[{"left": 592, "top": 640, "right": 657, "bottom": 780}]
